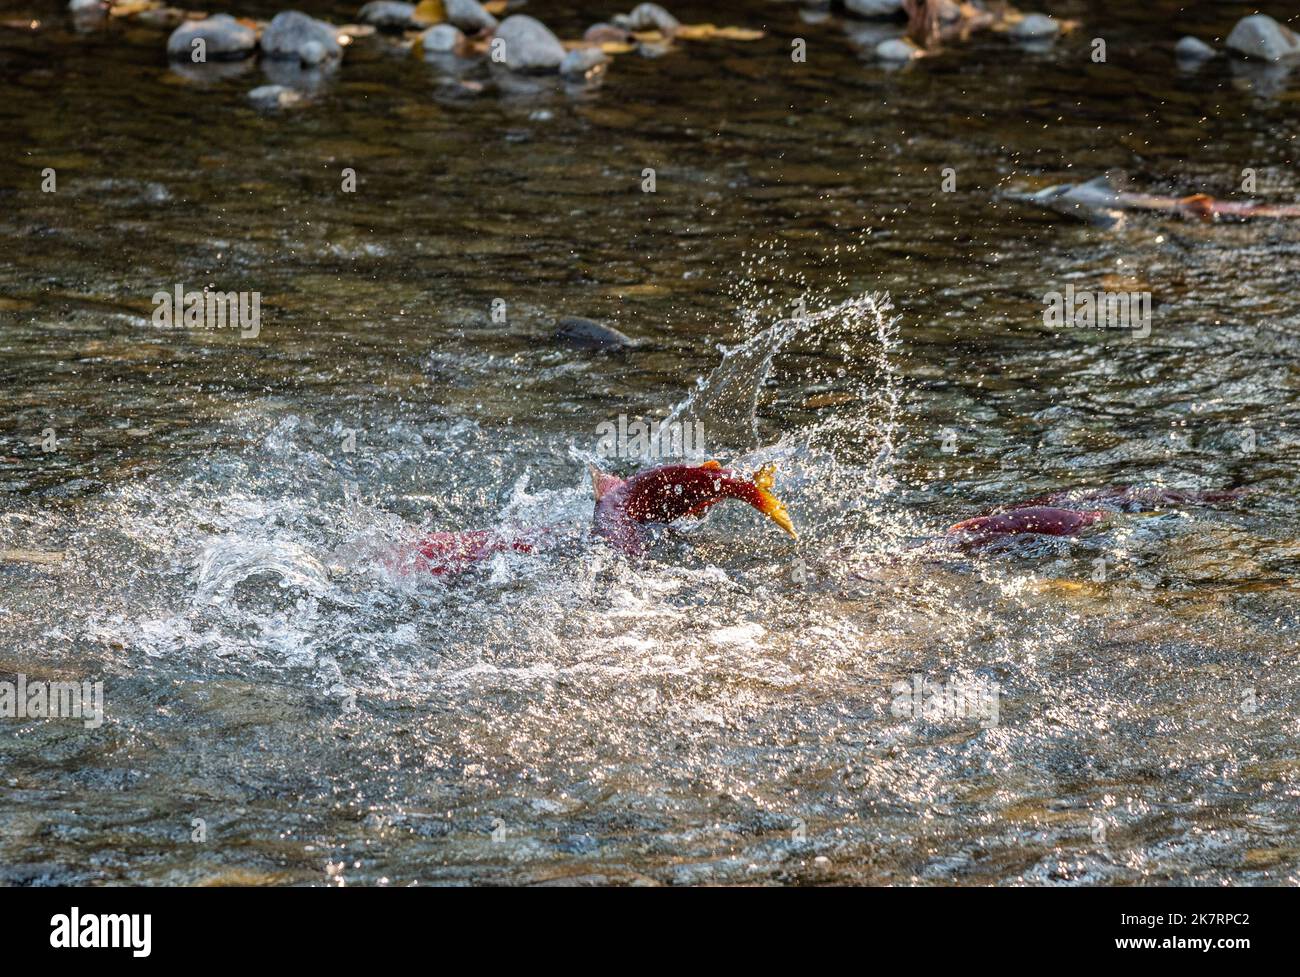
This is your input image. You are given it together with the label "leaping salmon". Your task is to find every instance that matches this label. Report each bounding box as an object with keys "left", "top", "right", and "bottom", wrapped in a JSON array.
[{"left": 404, "top": 460, "right": 797, "bottom": 576}]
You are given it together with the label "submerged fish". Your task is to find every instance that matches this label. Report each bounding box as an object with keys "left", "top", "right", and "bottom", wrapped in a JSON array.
[
  {"left": 1007, "top": 174, "right": 1300, "bottom": 226},
  {"left": 947, "top": 506, "right": 1108, "bottom": 543},
  {"left": 944, "top": 485, "right": 1245, "bottom": 545},
  {"left": 406, "top": 460, "right": 796, "bottom": 576}
]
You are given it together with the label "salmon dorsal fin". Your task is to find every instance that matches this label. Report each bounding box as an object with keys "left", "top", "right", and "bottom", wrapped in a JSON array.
[
  {"left": 699, "top": 460, "right": 722, "bottom": 471},
  {"left": 590, "top": 465, "right": 624, "bottom": 502}
]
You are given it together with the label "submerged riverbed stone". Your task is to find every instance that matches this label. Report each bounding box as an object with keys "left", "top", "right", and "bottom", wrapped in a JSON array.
[
  {"left": 1225, "top": 14, "right": 1300, "bottom": 62},
  {"left": 248, "top": 84, "right": 303, "bottom": 109},
  {"left": 554, "top": 317, "right": 637, "bottom": 350},
  {"left": 357, "top": 1, "right": 419, "bottom": 30},
  {"left": 1174, "top": 36, "right": 1216, "bottom": 62},
  {"left": 493, "top": 15, "right": 566, "bottom": 71},
  {"left": 166, "top": 14, "right": 258, "bottom": 61},
  {"left": 445, "top": 0, "right": 497, "bottom": 33},
  {"left": 261, "top": 10, "right": 342, "bottom": 63},
  {"left": 876, "top": 37, "right": 920, "bottom": 61},
  {"left": 560, "top": 46, "right": 610, "bottom": 77},
  {"left": 421, "top": 23, "right": 466, "bottom": 55},
  {"left": 844, "top": 0, "right": 904, "bottom": 16},
  {"left": 615, "top": 3, "right": 680, "bottom": 33},
  {"left": 1010, "top": 13, "right": 1059, "bottom": 40}
]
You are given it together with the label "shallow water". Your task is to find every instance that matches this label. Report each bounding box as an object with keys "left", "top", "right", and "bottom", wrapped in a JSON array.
[{"left": 1, "top": 0, "right": 1298, "bottom": 885}]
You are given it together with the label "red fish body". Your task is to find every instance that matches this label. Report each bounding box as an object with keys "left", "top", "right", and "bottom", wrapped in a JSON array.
[
  {"left": 406, "top": 461, "right": 796, "bottom": 575},
  {"left": 592, "top": 461, "right": 794, "bottom": 555},
  {"left": 947, "top": 506, "right": 1107, "bottom": 543},
  {"left": 409, "top": 529, "right": 543, "bottom": 576}
]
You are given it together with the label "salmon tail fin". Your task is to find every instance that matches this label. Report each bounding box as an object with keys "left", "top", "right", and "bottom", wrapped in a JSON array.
[
  {"left": 750, "top": 463, "right": 797, "bottom": 539},
  {"left": 590, "top": 466, "right": 624, "bottom": 502}
]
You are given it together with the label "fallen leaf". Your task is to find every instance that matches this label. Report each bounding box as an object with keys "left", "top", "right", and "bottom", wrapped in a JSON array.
[
  {"left": 675, "top": 23, "right": 766, "bottom": 42},
  {"left": 109, "top": 0, "right": 160, "bottom": 17},
  {"left": 483, "top": 0, "right": 507, "bottom": 13},
  {"left": 412, "top": 0, "right": 444, "bottom": 24}
]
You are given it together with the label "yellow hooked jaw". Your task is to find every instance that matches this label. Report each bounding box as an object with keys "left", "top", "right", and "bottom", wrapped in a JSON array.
[{"left": 752, "top": 463, "right": 797, "bottom": 539}]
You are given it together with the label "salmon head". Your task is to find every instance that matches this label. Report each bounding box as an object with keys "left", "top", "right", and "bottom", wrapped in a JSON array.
[{"left": 591, "top": 460, "right": 797, "bottom": 552}]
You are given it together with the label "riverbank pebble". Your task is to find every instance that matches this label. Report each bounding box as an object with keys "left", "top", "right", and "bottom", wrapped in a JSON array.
[
  {"left": 615, "top": 4, "right": 680, "bottom": 34},
  {"left": 261, "top": 10, "right": 342, "bottom": 63},
  {"left": 493, "top": 14, "right": 567, "bottom": 72},
  {"left": 421, "top": 23, "right": 466, "bottom": 55},
  {"left": 166, "top": 14, "right": 258, "bottom": 61},
  {"left": 356, "top": 2, "right": 419, "bottom": 31},
  {"left": 876, "top": 37, "right": 920, "bottom": 61},
  {"left": 1010, "top": 13, "right": 1059, "bottom": 40},
  {"left": 248, "top": 83, "right": 303, "bottom": 108},
  {"left": 560, "top": 47, "right": 610, "bottom": 78},
  {"left": 845, "top": 0, "right": 903, "bottom": 17},
  {"left": 1225, "top": 14, "right": 1300, "bottom": 62},
  {"left": 1174, "top": 36, "right": 1216, "bottom": 62},
  {"left": 446, "top": 0, "right": 497, "bottom": 33}
]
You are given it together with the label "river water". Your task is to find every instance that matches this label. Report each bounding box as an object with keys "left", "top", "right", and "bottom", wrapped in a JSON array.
[{"left": 1, "top": 0, "right": 1297, "bottom": 884}]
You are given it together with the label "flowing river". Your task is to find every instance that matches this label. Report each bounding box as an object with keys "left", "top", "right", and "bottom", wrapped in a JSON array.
[{"left": 0, "top": 0, "right": 1297, "bottom": 884}]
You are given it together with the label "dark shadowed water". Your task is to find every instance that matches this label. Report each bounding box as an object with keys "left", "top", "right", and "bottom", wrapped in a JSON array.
[{"left": 1, "top": 0, "right": 1298, "bottom": 885}]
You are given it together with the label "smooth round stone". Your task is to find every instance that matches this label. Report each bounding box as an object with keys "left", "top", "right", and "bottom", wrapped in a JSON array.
[
  {"left": 421, "top": 23, "right": 465, "bottom": 55},
  {"left": 615, "top": 3, "right": 680, "bottom": 33},
  {"left": 261, "top": 10, "right": 342, "bottom": 63},
  {"left": 247, "top": 84, "right": 303, "bottom": 109},
  {"left": 560, "top": 46, "right": 610, "bottom": 77},
  {"left": 445, "top": 0, "right": 497, "bottom": 33},
  {"left": 553, "top": 317, "right": 637, "bottom": 350},
  {"left": 299, "top": 40, "right": 327, "bottom": 65},
  {"left": 1174, "top": 36, "right": 1216, "bottom": 62},
  {"left": 1010, "top": 13, "right": 1060, "bottom": 40},
  {"left": 1225, "top": 14, "right": 1300, "bottom": 61},
  {"left": 492, "top": 14, "right": 566, "bottom": 71},
  {"left": 166, "top": 14, "right": 258, "bottom": 61},
  {"left": 356, "top": 1, "right": 418, "bottom": 30},
  {"left": 844, "top": 0, "right": 903, "bottom": 17},
  {"left": 876, "top": 38, "right": 919, "bottom": 61}
]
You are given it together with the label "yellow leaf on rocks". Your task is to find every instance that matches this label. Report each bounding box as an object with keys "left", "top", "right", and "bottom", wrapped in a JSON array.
[
  {"left": 109, "top": 0, "right": 160, "bottom": 17},
  {"left": 412, "top": 0, "right": 444, "bottom": 25},
  {"left": 483, "top": 0, "right": 507, "bottom": 13},
  {"left": 675, "top": 23, "right": 766, "bottom": 42},
  {"left": 599, "top": 41, "right": 635, "bottom": 54}
]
